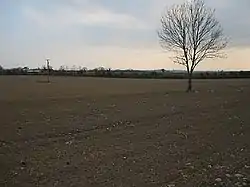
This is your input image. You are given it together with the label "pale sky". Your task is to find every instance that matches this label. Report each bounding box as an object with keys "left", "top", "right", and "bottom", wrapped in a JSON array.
[{"left": 0, "top": 0, "right": 250, "bottom": 70}]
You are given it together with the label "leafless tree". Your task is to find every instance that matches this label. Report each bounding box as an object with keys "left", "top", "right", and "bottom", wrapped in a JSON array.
[
  {"left": 158, "top": 0, "right": 227, "bottom": 92},
  {"left": 82, "top": 67, "right": 88, "bottom": 72},
  {"left": 59, "top": 66, "right": 66, "bottom": 72}
]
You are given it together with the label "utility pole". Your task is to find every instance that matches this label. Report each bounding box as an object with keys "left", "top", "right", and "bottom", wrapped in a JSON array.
[{"left": 46, "top": 59, "right": 50, "bottom": 83}]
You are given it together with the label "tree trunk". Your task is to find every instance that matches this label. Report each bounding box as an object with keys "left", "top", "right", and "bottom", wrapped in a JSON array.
[{"left": 187, "top": 73, "right": 192, "bottom": 92}]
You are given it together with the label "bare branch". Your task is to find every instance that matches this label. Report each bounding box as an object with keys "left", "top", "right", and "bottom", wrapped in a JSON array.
[{"left": 158, "top": 0, "right": 228, "bottom": 75}]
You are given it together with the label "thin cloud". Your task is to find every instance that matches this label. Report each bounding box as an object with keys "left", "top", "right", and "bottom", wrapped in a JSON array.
[{"left": 22, "top": 5, "right": 148, "bottom": 30}]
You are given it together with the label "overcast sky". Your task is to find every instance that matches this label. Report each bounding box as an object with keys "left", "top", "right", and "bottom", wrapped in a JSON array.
[{"left": 0, "top": 0, "right": 250, "bottom": 70}]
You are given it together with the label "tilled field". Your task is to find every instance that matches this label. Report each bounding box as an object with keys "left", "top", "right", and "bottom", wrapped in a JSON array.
[{"left": 0, "top": 76, "right": 249, "bottom": 187}]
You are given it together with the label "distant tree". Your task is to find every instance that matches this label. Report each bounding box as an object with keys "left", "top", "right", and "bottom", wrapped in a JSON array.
[
  {"left": 94, "top": 67, "right": 105, "bottom": 76},
  {"left": 151, "top": 71, "right": 157, "bottom": 77},
  {"left": 59, "top": 66, "right": 65, "bottom": 72},
  {"left": 78, "top": 66, "right": 83, "bottom": 74},
  {"left": 82, "top": 67, "right": 87, "bottom": 72},
  {"left": 93, "top": 68, "right": 98, "bottom": 75},
  {"left": 0, "top": 65, "right": 3, "bottom": 74},
  {"left": 158, "top": 0, "right": 227, "bottom": 91},
  {"left": 42, "top": 65, "right": 46, "bottom": 70},
  {"left": 22, "top": 67, "right": 29, "bottom": 72},
  {"left": 97, "top": 67, "right": 105, "bottom": 71},
  {"left": 107, "top": 68, "right": 112, "bottom": 76},
  {"left": 77, "top": 67, "right": 87, "bottom": 75},
  {"left": 41, "top": 65, "right": 53, "bottom": 71},
  {"left": 72, "top": 65, "right": 77, "bottom": 71}
]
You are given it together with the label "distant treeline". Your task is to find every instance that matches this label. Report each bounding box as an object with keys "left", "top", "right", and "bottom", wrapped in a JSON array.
[{"left": 0, "top": 66, "right": 250, "bottom": 79}]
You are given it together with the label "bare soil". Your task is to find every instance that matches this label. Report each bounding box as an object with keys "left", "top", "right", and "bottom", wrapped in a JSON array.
[{"left": 0, "top": 76, "right": 249, "bottom": 187}]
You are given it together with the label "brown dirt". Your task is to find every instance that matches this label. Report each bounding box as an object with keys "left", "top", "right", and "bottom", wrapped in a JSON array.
[{"left": 0, "top": 76, "right": 249, "bottom": 187}]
